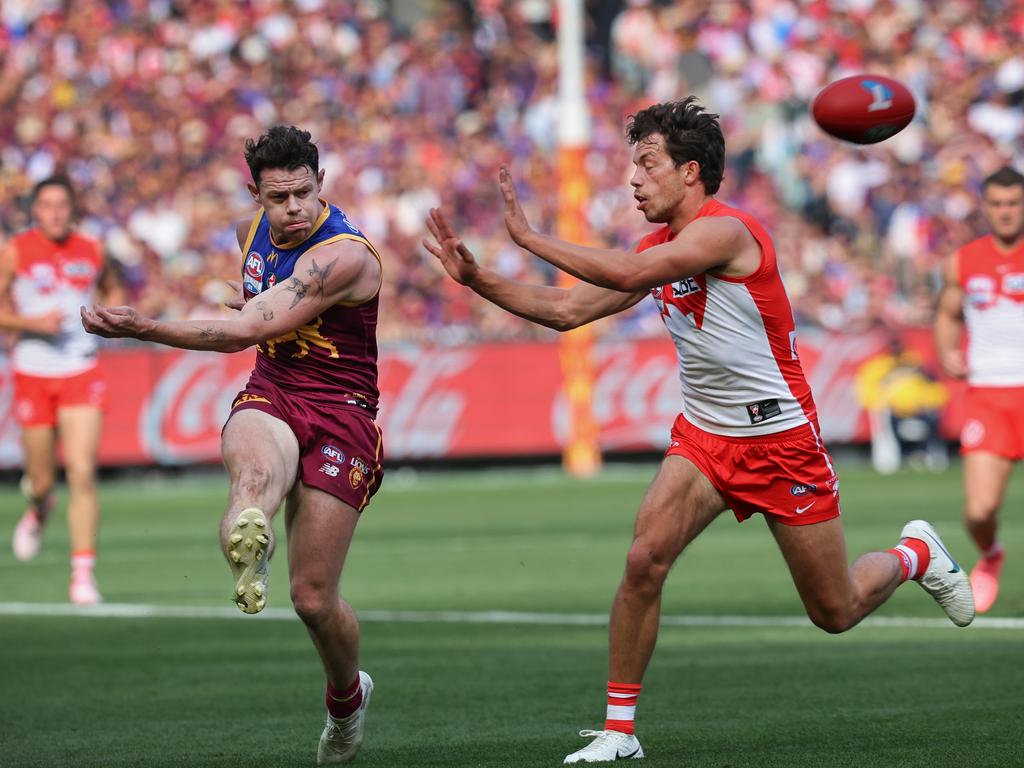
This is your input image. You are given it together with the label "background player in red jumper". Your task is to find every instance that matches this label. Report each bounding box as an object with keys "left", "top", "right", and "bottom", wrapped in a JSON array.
[
  {"left": 0, "top": 175, "right": 124, "bottom": 604},
  {"left": 82, "top": 126, "right": 383, "bottom": 765},
  {"left": 426, "top": 99, "right": 975, "bottom": 764},
  {"left": 935, "top": 165, "right": 1024, "bottom": 613}
]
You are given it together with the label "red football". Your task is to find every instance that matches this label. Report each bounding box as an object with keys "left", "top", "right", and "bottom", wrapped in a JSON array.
[{"left": 811, "top": 74, "right": 916, "bottom": 144}]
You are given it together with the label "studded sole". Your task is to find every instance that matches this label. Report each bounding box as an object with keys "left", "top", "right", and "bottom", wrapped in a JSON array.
[{"left": 226, "top": 507, "right": 270, "bottom": 614}]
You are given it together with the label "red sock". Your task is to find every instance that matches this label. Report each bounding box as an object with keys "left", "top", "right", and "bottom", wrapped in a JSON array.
[
  {"left": 889, "top": 537, "right": 930, "bottom": 582},
  {"left": 605, "top": 681, "right": 642, "bottom": 734},
  {"left": 326, "top": 676, "right": 363, "bottom": 719}
]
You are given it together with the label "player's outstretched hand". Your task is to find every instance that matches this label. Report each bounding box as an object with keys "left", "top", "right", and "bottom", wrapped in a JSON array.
[
  {"left": 498, "top": 164, "right": 532, "bottom": 247},
  {"left": 80, "top": 304, "right": 151, "bottom": 339},
  {"left": 224, "top": 280, "right": 246, "bottom": 311},
  {"left": 423, "top": 208, "right": 480, "bottom": 287}
]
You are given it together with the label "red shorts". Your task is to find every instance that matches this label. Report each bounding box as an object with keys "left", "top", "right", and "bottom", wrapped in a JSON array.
[
  {"left": 14, "top": 368, "right": 106, "bottom": 428},
  {"left": 960, "top": 386, "right": 1024, "bottom": 459},
  {"left": 665, "top": 415, "right": 841, "bottom": 526},
  {"left": 229, "top": 381, "right": 384, "bottom": 512}
]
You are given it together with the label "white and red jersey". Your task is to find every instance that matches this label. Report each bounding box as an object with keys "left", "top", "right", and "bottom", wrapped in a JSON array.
[
  {"left": 9, "top": 229, "right": 104, "bottom": 377},
  {"left": 956, "top": 235, "right": 1024, "bottom": 387},
  {"left": 644, "top": 199, "right": 818, "bottom": 437}
]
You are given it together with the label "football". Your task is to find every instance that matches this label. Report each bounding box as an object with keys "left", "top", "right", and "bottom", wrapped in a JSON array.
[{"left": 811, "top": 74, "right": 916, "bottom": 144}]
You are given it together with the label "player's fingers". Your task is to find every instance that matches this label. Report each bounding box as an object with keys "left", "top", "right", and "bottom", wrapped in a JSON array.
[
  {"left": 432, "top": 207, "right": 454, "bottom": 239},
  {"left": 456, "top": 242, "right": 474, "bottom": 262},
  {"left": 425, "top": 211, "right": 441, "bottom": 240},
  {"left": 422, "top": 237, "right": 442, "bottom": 258}
]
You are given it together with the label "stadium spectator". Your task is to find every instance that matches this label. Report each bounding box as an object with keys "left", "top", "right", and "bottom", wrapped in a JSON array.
[{"left": 1, "top": 0, "right": 1022, "bottom": 345}]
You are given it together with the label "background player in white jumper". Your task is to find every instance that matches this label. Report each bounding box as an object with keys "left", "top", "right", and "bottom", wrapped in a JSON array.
[
  {"left": 0, "top": 175, "right": 123, "bottom": 604},
  {"left": 935, "top": 165, "right": 1024, "bottom": 613},
  {"left": 425, "top": 99, "right": 975, "bottom": 764}
]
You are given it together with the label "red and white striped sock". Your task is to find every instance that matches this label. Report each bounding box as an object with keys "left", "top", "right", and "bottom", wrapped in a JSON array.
[
  {"left": 71, "top": 550, "right": 96, "bottom": 580},
  {"left": 605, "top": 681, "right": 642, "bottom": 734},
  {"left": 889, "top": 537, "right": 930, "bottom": 582}
]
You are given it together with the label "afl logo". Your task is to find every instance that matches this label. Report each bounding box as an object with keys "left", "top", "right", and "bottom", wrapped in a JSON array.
[
  {"left": 321, "top": 445, "right": 345, "bottom": 463},
  {"left": 790, "top": 483, "right": 817, "bottom": 497},
  {"left": 245, "top": 252, "right": 265, "bottom": 279}
]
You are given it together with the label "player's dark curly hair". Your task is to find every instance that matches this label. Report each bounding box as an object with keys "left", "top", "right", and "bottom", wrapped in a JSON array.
[
  {"left": 244, "top": 125, "right": 319, "bottom": 185},
  {"left": 983, "top": 165, "right": 1024, "bottom": 192},
  {"left": 31, "top": 175, "right": 75, "bottom": 205},
  {"left": 626, "top": 98, "right": 725, "bottom": 194}
]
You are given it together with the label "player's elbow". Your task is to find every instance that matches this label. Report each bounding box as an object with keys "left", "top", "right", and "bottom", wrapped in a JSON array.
[{"left": 607, "top": 269, "right": 647, "bottom": 293}]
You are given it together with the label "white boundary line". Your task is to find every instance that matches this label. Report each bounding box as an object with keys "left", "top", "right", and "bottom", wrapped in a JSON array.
[{"left": 0, "top": 602, "right": 1021, "bottom": 629}]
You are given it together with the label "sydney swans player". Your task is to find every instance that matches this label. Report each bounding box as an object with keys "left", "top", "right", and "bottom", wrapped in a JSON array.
[
  {"left": 935, "top": 166, "right": 1024, "bottom": 613},
  {"left": 0, "top": 175, "right": 124, "bottom": 605},
  {"left": 426, "top": 99, "right": 975, "bottom": 765},
  {"left": 82, "top": 127, "right": 382, "bottom": 765}
]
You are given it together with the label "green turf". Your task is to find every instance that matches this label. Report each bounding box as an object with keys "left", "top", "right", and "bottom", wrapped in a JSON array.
[{"left": 1, "top": 462, "right": 1023, "bottom": 767}]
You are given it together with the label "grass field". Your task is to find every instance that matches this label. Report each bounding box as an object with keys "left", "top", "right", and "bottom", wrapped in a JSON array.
[{"left": 1, "top": 462, "right": 1022, "bottom": 768}]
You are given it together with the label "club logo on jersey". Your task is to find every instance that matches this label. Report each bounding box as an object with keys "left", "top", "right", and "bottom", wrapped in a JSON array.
[
  {"left": 790, "top": 483, "right": 818, "bottom": 497},
  {"left": 245, "top": 251, "right": 265, "bottom": 279},
  {"left": 349, "top": 466, "right": 364, "bottom": 489},
  {"left": 746, "top": 398, "right": 782, "bottom": 424},
  {"left": 321, "top": 445, "right": 345, "bottom": 463},
  {"left": 861, "top": 79, "right": 893, "bottom": 112},
  {"left": 1002, "top": 273, "right": 1024, "bottom": 294},
  {"left": 965, "top": 275, "right": 995, "bottom": 307},
  {"left": 350, "top": 457, "right": 371, "bottom": 474}
]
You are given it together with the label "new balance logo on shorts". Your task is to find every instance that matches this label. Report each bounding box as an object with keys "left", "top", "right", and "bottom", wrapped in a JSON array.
[{"left": 319, "top": 462, "right": 341, "bottom": 477}]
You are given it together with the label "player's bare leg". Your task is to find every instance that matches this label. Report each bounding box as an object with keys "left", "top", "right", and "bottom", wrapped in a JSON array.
[
  {"left": 13, "top": 425, "right": 57, "bottom": 562},
  {"left": 220, "top": 409, "right": 299, "bottom": 613},
  {"left": 963, "top": 452, "right": 1012, "bottom": 612},
  {"left": 769, "top": 515, "right": 973, "bottom": 629},
  {"left": 565, "top": 456, "right": 726, "bottom": 764},
  {"left": 284, "top": 484, "right": 371, "bottom": 764},
  {"left": 58, "top": 406, "right": 103, "bottom": 604}
]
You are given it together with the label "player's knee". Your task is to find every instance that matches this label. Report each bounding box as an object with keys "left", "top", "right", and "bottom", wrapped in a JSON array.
[
  {"left": 232, "top": 463, "right": 275, "bottom": 500},
  {"left": 964, "top": 501, "right": 998, "bottom": 526},
  {"left": 290, "top": 580, "right": 335, "bottom": 627},
  {"left": 622, "top": 544, "right": 671, "bottom": 595},
  {"left": 807, "top": 604, "right": 856, "bottom": 634},
  {"left": 63, "top": 462, "right": 96, "bottom": 490}
]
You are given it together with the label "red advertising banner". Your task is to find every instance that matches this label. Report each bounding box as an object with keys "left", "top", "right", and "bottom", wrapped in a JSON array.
[{"left": 0, "top": 329, "right": 966, "bottom": 468}]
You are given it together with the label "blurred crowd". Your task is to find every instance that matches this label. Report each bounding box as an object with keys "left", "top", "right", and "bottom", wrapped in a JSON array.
[{"left": 1, "top": 0, "right": 1022, "bottom": 345}]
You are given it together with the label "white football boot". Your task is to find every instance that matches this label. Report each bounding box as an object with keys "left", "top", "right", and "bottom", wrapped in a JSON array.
[
  {"left": 900, "top": 520, "right": 975, "bottom": 627},
  {"left": 12, "top": 491, "right": 53, "bottom": 562},
  {"left": 564, "top": 730, "right": 644, "bottom": 764},
  {"left": 69, "top": 570, "right": 102, "bottom": 605},
  {"left": 226, "top": 507, "right": 271, "bottom": 614},
  {"left": 317, "top": 671, "right": 374, "bottom": 765}
]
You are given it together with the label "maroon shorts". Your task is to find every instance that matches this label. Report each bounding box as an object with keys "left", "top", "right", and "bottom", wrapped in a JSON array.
[
  {"left": 960, "top": 386, "right": 1024, "bottom": 460},
  {"left": 229, "top": 381, "right": 384, "bottom": 512},
  {"left": 665, "top": 415, "right": 841, "bottom": 526}
]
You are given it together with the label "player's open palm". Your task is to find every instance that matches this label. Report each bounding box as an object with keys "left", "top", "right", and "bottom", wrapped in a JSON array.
[
  {"left": 498, "top": 164, "right": 532, "bottom": 247},
  {"left": 423, "top": 208, "right": 480, "bottom": 287},
  {"left": 80, "top": 304, "right": 150, "bottom": 339}
]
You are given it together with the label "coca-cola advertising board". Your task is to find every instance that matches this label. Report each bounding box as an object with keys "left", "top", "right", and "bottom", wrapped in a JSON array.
[{"left": 0, "top": 329, "right": 964, "bottom": 468}]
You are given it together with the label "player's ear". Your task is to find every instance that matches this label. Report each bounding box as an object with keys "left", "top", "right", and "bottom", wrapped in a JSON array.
[
  {"left": 247, "top": 181, "right": 260, "bottom": 204},
  {"left": 684, "top": 160, "right": 701, "bottom": 186},
  {"left": 317, "top": 168, "right": 325, "bottom": 189}
]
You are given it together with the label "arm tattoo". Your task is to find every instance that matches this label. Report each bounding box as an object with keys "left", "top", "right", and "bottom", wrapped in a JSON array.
[
  {"left": 196, "top": 325, "right": 226, "bottom": 341},
  {"left": 255, "top": 300, "right": 274, "bottom": 321},
  {"left": 284, "top": 276, "right": 309, "bottom": 309},
  {"left": 306, "top": 257, "right": 340, "bottom": 297}
]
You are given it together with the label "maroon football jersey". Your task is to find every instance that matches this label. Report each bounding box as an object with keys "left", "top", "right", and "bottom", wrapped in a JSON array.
[{"left": 240, "top": 202, "right": 381, "bottom": 415}]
